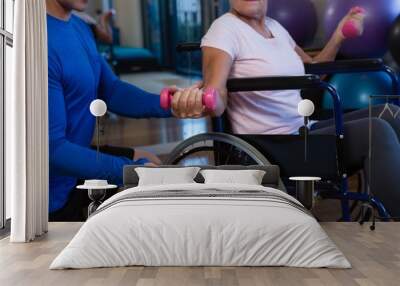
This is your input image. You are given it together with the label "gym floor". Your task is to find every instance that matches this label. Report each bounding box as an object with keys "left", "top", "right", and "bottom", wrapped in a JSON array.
[{"left": 101, "top": 71, "right": 359, "bottom": 222}]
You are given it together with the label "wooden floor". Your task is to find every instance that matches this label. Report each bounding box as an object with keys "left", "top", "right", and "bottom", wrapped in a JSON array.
[{"left": 1, "top": 223, "right": 400, "bottom": 286}]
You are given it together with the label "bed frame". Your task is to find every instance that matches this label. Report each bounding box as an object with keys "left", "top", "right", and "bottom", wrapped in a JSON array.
[{"left": 123, "top": 165, "right": 282, "bottom": 190}]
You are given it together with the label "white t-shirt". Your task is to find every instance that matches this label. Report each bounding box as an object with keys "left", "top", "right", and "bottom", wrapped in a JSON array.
[{"left": 201, "top": 13, "right": 305, "bottom": 134}]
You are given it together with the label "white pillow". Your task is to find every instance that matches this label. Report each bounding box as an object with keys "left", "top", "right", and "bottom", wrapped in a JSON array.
[
  {"left": 200, "top": 169, "right": 266, "bottom": 185},
  {"left": 136, "top": 167, "right": 201, "bottom": 186}
]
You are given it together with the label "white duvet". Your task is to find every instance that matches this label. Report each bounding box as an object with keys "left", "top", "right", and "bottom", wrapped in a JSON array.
[{"left": 50, "top": 183, "right": 351, "bottom": 269}]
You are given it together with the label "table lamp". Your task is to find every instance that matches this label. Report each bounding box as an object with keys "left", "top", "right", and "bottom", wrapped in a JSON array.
[
  {"left": 298, "top": 99, "right": 315, "bottom": 162},
  {"left": 90, "top": 99, "right": 107, "bottom": 160}
]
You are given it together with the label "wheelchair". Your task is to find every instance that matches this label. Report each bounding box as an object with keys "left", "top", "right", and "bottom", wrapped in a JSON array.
[{"left": 164, "top": 42, "right": 400, "bottom": 222}]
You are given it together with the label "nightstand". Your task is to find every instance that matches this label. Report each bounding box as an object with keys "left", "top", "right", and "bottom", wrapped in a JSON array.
[
  {"left": 77, "top": 181, "right": 117, "bottom": 216},
  {"left": 289, "top": 177, "right": 321, "bottom": 210}
]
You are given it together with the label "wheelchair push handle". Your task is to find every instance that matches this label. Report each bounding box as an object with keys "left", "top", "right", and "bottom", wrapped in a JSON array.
[
  {"left": 160, "top": 88, "right": 218, "bottom": 111},
  {"left": 176, "top": 42, "right": 202, "bottom": 52}
]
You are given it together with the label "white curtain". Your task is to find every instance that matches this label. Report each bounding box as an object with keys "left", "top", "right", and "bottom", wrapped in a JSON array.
[{"left": 7, "top": 0, "right": 48, "bottom": 242}]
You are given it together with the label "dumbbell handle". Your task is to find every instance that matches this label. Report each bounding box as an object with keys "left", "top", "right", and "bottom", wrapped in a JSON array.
[
  {"left": 342, "top": 7, "right": 365, "bottom": 39},
  {"left": 160, "top": 88, "right": 218, "bottom": 111}
]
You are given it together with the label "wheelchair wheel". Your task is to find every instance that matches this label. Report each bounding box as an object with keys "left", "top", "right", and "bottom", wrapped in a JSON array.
[
  {"left": 164, "top": 132, "right": 286, "bottom": 190},
  {"left": 165, "top": 132, "right": 269, "bottom": 165}
]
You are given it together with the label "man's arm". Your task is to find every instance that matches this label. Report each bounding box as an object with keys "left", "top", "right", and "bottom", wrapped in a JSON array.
[
  {"left": 48, "top": 61, "right": 139, "bottom": 185},
  {"left": 98, "top": 57, "right": 172, "bottom": 118}
]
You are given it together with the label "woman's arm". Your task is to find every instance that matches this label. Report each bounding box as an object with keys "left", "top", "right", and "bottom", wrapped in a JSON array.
[
  {"left": 296, "top": 7, "right": 365, "bottom": 64},
  {"left": 94, "top": 11, "right": 114, "bottom": 44},
  {"left": 171, "top": 47, "right": 233, "bottom": 118},
  {"left": 295, "top": 35, "right": 343, "bottom": 64}
]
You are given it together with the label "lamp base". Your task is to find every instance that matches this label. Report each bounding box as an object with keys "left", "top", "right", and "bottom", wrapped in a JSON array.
[{"left": 289, "top": 177, "right": 321, "bottom": 210}]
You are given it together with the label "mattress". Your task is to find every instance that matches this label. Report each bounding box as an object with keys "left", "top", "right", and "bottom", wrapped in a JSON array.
[{"left": 50, "top": 183, "right": 351, "bottom": 269}]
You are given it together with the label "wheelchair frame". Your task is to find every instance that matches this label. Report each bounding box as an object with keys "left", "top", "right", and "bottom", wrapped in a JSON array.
[{"left": 175, "top": 42, "right": 399, "bottom": 221}]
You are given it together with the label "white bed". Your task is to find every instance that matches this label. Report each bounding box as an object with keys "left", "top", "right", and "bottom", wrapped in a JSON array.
[{"left": 50, "top": 183, "right": 350, "bottom": 269}]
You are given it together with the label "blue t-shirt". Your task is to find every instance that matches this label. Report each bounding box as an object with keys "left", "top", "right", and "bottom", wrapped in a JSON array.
[{"left": 47, "top": 14, "right": 170, "bottom": 212}]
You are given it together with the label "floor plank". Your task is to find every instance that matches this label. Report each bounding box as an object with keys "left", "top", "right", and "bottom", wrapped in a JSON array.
[{"left": 1, "top": 222, "right": 399, "bottom": 286}]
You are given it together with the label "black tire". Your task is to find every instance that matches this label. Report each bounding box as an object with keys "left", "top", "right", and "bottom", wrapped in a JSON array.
[{"left": 164, "top": 132, "right": 286, "bottom": 191}]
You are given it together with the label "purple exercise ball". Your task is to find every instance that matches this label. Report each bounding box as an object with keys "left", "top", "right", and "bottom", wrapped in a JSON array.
[
  {"left": 267, "top": 0, "right": 318, "bottom": 47},
  {"left": 324, "top": 0, "right": 400, "bottom": 58},
  {"left": 389, "top": 15, "right": 400, "bottom": 65}
]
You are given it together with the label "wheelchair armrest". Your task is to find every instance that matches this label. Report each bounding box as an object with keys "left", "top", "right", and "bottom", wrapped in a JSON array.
[
  {"left": 176, "top": 43, "right": 385, "bottom": 74},
  {"left": 227, "top": 75, "right": 321, "bottom": 92},
  {"left": 226, "top": 75, "right": 346, "bottom": 137},
  {"left": 176, "top": 42, "right": 201, "bottom": 52},
  {"left": 304, "top": 59, "right": 384, "bottom": 74}
]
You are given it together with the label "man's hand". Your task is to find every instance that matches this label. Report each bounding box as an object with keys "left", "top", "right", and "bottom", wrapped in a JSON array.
[
  {"left": 170, "top": 82, "right": 205, "bottom": 119},
  {"left": 134, "top": 149, "right": 162, "bottom": 165}
]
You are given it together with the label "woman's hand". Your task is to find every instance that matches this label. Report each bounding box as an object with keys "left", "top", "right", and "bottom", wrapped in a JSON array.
[
  {"left": 297, "top": 7, "right": 366, "bottom": 63},
  {"left": 171, "top": 82, "right": 205, "bottom": 119},
  {"left": 100, "top": 9, "right": 115, "bottom": 25},
  {"left": 168, "top": 46, "right": 233, "bottom": 119},
  {"left": 335, "top": 7, "right": 366, "bottom": 41}
]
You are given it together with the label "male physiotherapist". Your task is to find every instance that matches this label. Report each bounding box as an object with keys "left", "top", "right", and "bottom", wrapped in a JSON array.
[{"left": 46, "top": 0, "right": 170, "bottom": 221}]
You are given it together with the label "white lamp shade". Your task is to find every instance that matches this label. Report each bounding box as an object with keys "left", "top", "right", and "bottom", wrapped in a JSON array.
[
  {"left": 90, "top": 99, "right": 107, "bottom": 117},
  {"left": 298, "top": 99, "right": 315, "bottom": 117}
]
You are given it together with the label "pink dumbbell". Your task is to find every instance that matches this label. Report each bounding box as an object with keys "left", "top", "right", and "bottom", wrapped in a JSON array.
[
  {"left": 342, "top": 7, "right": 366, "bottom": 39},
  {"left": 160, "top": 87, "right": 218, "bottom": 111}
]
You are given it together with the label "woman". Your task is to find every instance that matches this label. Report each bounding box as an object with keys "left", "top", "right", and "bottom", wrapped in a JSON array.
[{"left": 170, "top": 0, "right": 400, "bottom": 217}]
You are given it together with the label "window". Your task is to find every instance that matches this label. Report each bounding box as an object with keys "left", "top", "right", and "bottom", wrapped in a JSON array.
[
  {"left": 5, "top": 0, "right": 13, "bottom": 33},
  {"left": 142, "top": 0, "right": 228, "bottom": 75},
  {"left": 1, "top": 0, "right": 14, "bottom": 230}
]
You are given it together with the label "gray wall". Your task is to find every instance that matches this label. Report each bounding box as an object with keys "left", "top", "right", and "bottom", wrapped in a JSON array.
[
  {"left": 113, "top": 0, "right": 144, "bottom": 47},
  {"left": 82, "top": 0, "right": 144, "bottom": 48},
  {"left": 85, "top": 0, "right": 102, "bottom": 16}
]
